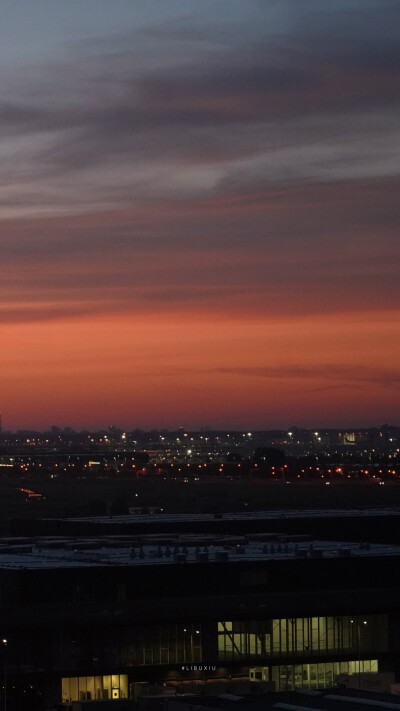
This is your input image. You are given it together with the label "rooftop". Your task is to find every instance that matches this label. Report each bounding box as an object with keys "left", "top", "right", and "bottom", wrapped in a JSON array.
[
  {"left": 0, "top": 535, "right": 399, "bottom": 570},
  {"left": 63, "top": 507, "right": 400, "bottom": 525}
]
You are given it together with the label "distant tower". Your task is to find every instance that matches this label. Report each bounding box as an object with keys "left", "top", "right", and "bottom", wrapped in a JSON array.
[{"left": 0, "top": 412, "right": 2, "bottom": 433}]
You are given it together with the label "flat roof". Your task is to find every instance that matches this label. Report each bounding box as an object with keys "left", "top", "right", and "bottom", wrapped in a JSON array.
[
  {"left": 0, "top": 537, "right": 399, "bottom": 570},
  {"left": 61, "top": 507, "right": 400, "bottom": 525}
]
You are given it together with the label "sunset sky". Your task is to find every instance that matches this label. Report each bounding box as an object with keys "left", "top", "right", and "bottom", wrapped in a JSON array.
[{"left": 1, "top": 0, "right": 400, "bottom": 431}]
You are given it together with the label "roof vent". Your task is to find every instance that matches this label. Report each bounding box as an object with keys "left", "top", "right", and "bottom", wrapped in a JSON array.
[
  {"left": 174, "top": 553, "right": 187, "bottom": 563},
  {"left": 338, "top": 548, "right": 352, "bottom": 557},
  {"left": 310, "top": 550, "right": 323, "bottom": 558}
]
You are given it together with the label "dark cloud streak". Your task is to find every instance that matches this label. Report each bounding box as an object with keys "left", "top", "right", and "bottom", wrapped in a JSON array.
[{"left": 219, "top": 365, "right": 400, "bottom": 388}]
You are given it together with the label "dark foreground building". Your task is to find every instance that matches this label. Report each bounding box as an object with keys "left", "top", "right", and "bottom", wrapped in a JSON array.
[
  {"left": 0, "top": 531, "right": 400, "bottom": 709},
  {"left": 13, "top": 507, "right": 400, "bottom": 542}
]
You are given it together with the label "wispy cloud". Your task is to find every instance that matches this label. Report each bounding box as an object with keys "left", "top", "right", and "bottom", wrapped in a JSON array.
[
  {"left": 218, "top": 365, "right": 400, "bottom": 389},
  {"left": 0, "top": 172, "right": 399, "bottom": 325},
  {"left": 0, "top": 1, "right": 399, "bottom": 218}
]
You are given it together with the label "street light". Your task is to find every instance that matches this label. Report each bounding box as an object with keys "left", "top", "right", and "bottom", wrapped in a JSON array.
[
  {"left": 183, "top": 628, "right": 200, "bottom": 662},
  {"left": 350, "top": 619, "right": 367, "bottom": 688}
]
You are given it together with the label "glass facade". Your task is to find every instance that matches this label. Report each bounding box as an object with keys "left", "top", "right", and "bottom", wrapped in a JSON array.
[
  {"left": 218, "top": 615, "right": 387, "bottom": 661},
  {"left": 250, "top": 660, "right": 378, "bottom": 691},
  {"left": 120, "top": 624, "right": 202, "bottom": 666},
  {"left": 62, "top": 674, "right": 128, "bottom": 702},
  {"left": 60, "top": 617, "right": 386, "bottom": 700},
  {"left": 66, "top": 623, "right": 202, "bottom": 669}
]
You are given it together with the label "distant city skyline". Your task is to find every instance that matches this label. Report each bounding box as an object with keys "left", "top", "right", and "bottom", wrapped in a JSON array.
[
  {"left": 0, "top": 419, "right": 398, "bottom": 434},
  {"left": 1, "top": 1, "right": 400, "bottom": 430}
]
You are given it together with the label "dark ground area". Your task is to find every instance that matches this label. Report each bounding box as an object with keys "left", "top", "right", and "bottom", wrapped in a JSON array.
[{"left": 1, "top": 476, "right": 400, "bottom": 534}]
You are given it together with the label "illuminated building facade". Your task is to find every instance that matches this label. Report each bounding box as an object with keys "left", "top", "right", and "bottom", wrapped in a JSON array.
[
  {"left": 219, "top": 615, "right": 386, "bottom": 691},
  {"left": 0, "top": 533, "right": 399, "bottom": 708}
]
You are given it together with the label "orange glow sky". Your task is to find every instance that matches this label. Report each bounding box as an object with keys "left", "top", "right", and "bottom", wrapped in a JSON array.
[
  {"left": 2, "top": 308, "right": 400, "bottom": 430},
  {"left": 1, "top": 1, "right": 400, "bottom": 430}
]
